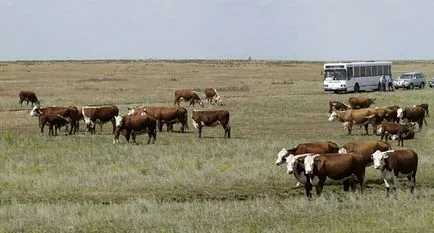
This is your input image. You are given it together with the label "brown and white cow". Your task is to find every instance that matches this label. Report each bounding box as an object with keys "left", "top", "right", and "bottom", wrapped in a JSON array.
[
  {"left": 397, "top": 106, "right": 427, "bottom": 131},
  {"left": 191, "top": 110, "right": 230, "bottom": 138},
  {"left": 304, "top": 153, "right": 366, "bottom": 197},
  {"left": 377, "top": 122, "right": 416, "bottom": 147},
  {"left": 414, "top": 103, "right": 429, "bottom": 117},
  {"left": 113, "top": 115, "right": 157, "bottom": 144},
  {"left": 30, "top": 106, "right": 79, "bottom": 135},
  {"left": 328, "top": 109, "right": 378, "bottom": 135},
  {"left": 328, "top": 100, "right": 350, "bottom": 113},
  {"left": 275, "top": 141, "right": 340, "bottom": 166},
  {"left": 338, "top": 140, "right": 392, "bottom": 167},
  {"left": 348, "top": 97, "right": 375, "bottom": 109},
  {"left": 371, "top": 149, "right": 418, "bottom": 197},
  {"left": 82, "top": 105, "right": 119, "bottom": 134},
  {"left": 19, "top": 91, "right": 40, "bottom": 107},
  {"left": 39, "top": 114, "right": 71, "bottom": 136},
  {"left": 128, "top": 106, "right": 188, "bottom": 133},
  {"left": 204, "top": 88, "right": 222, "bottom": 105},
  {"left": 174, "top": 89, "right": 205, "bottom": 107}
]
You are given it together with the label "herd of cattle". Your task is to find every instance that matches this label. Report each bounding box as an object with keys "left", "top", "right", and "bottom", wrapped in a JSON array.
[
  {"left": 19, "top": 88, "right": 231, "bottom": 143},
  {"left": 275, "top": 96, "right": 429, "bottom": 199}
]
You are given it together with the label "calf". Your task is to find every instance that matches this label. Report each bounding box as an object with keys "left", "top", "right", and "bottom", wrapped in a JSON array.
[
  {"left": 304, "top": 153, "right": 366, "bottom": 197},
  {"left": 371, "top": 150, "right": 418, "bottom": 197},
  {"left": 191, "top": 110, "right": 230, "bottom": 138},
  {"left": 39, "top": 114, "right": 71, "bottom": 136},
  {"left": 275, "top": 141, "right": 339, "bottom": 166},
  {"left": 397, "top": 106, "right": 427, "bottom": 131},
  {"left": 414, "top": 104, "right": 429, "bottom": 117},
  {"left": 113, "top": 115, "right": 157, "bottom": 144},
  {"left": 82, "top": 105, "right": 119, "bottom": 134},
  {"left": 174, "top": 89, "right": 205, "bottom": 107},
  {"left": 348, "top": 97, "right": 375, "bottom": 109},
  {"left": 204, "top": 88, "right": 222, "bottom": 105},
  {"left": 328, "top": 100, "right": 350, "bottom": 113},
  {"left": 19, "top": 91, "right": 40, "bottom": 107},
  {"left": 328, "top": 109, "right": 378, "bottom": 135},
  {"left": 30, "top": 106, "right": 79, "bottom": 135},
  {"left": 377, "top": 122, "right": 416, "bottom": 146}
]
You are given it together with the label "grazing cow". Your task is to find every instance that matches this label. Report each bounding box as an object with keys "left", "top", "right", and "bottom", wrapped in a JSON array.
[
  {"left": 414, "top": 104, "right": 429, "bottom": 117},
  {"left": 30, "top": 106, "right": 79, "bottom": 135},
  {"left": 18, "top": 91, "right": 40, "bottom": 107},
  {"left": 39, "top": 114, "right": 71, "bottom": 136},
  {"left": 113, "top": 115, "right": 157, "bottom": 144},
  {"left": 82, "top": 105, "right": 119, "bottom": 134},
  {"left": 348, "top": 97, "right": 375, "bottom": 109},
  {"left": 204, "top": 88, "right": 222, "bottom": 105},
  {"left": 328, "top": 101, "right": 350, "bottom": 113},
  {"left": 128, "top": 106, "right": 188, "bottom": 133},
  {"left": 377, "top": 122, "right": 416, "bottom": 146},
  {"left": 275, "top": 141, "right": 340, "bottom": 166},
  {"left": 328, "top": 109, "right": 378, "bottom": 135},
  {"left": 371, "top": 150, "right": 418, "bottom": 197},
  {"left": 304, "top": 153, "right": 366, "bottom": 197},
  {"left": 191, "top": 110, "right": 230, "bottom": 138},
  {"left": 338, "top": 140, "right": 392, "bottom": 167},
  {"left": 174, "top": 89, "right": 205, "bottom": 107},
  {"left": 397, "top": 106, "right": 427, "bottom": 131}
]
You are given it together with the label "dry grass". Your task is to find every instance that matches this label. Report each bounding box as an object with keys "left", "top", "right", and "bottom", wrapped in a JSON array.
[{"left": 0, "top": 60, "right": 433, "bottom": 232}]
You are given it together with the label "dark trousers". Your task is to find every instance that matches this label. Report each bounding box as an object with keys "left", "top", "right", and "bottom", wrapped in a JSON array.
[
  {"left": 382, "top": 83, "right": 386, "bottom": 91},
  {"left": 388, "top": 82, "right": 394, "bottom": 91}
]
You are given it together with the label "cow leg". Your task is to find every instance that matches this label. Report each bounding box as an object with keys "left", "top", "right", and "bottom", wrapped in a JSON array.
[
  {"left": 347, "top": 124, "right": 353, "bottom": 135},
  {"left": 304, "top": 182, "right": 313, "bottom": 200},
  {"left": 407, "top": 173, "right": 416, "bottom": 194},
  {"left": 363, "top": 124, "right": 369, "bottom": 135},
  {"left": 315, "top": 178, "right": 326, "bottom": 197},
  {"left": 131, "top": 133, "right": 137, "bottom": 144},
  {"left": 223, "top": 124, "right": 231, "bottom": 138},
  {"left": 40, "top": 121, "right": 46, "bottom": 136},
  {"left": 343, "top": 179, "right": 350, "bottom": 192},
  {"left": 383, "top": 177, "right": 391, "bottom": 198},
  {"left": 392, "top": 173, "right": 399, "bottom": 198},
  {"left": 125, "top": 130, "right": 131, "bottom": 143},
  {"left": 198, "top": 125, "right": 203, "bottom": 138},
  {"left": 157, "top": 120, "right": 163, "bottom": 132}
]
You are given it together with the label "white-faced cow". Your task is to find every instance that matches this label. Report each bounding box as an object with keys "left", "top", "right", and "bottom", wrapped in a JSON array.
[
  {"left": 348, "top": 97, "right": 375, "bottom": 109},
  {"left": 377, "top": 122, "right": 416, "bottom": 146},
  {"left": 371, "top": 150, "right": 418, "bottom": 197},
  {"left": 82, "top": 105, "right": 119, "bottom": 134},
  {"left": 275, "top": 141, "right": 340, "bottom": 166},
  {"left": 397, "top": 106, "right": 427, "bottom": 131},
  {"left": 40, "top": 114, "right": 71, "bottom": 136},
  {"left": 328, "top": 109, "right": 378, "bottom": 135},
  {"left": 19, "top": 91, "right": 40, "bottom": 107},
  {"left": 304, "top": 153, "right": 366, "bottom": 197},
  {"left": 204, "top": 88, "right": 222, "bottom": 105},
  {"left": 191, "top": 110, "right": 230, "bottom": 138},
  {"left": 30, "top": 106, "right": 79, "bottom": 135},
  {"left": 128, "top": 106, "right": 188, "bottom": 133},
  {"left": 284, "top": 153, "right": 316, "bottom": 199},
  {"left": 174, "top": 89, "right": 204, "bottom": 107},
  {"left": 328, "top": 100, "right": 350, "bottom": 113},
  {"left": 113, "top": 115, "right": 157, "bottom": 144}
]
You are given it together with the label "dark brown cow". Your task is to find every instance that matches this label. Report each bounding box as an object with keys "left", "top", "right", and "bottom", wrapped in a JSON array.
[
  {"left": 371, "top": 150, "right": 418, "bottom": 197},
  {"left": 339, "top": 140, "right": 392, "bottom": 167},
  {"left": 275, "top": 141, "right": 339, "bottom": 165},
  {"left": 19, "top": 91, "right": 40, "bottom": 107},
  {"left": 113, "top": 115, "right": 157, "bottom": 144},
  {"left": 377, "top": 122, "right": 416, "bottom": 146},
  {"left": 191, "top": 110, "right": 230, "bottom": 138},
  {"left": 348, "top": 97, "right": 375, "bottom": 109},
  {"left": 304, "top": 153, "right": 367, "bottom": 197},
  {"left": 328, "top": 108, "right": 378, "bottom": 135},
  {"left": 82, "top": 105, "right": 119, "bottom": 134},
  {"left": 174, "top": 89, "right": 205, "bottom": 107},
  {"left": 128, "top": 106, "right": 188, "bottom": 133},
  {"left": 39, "top": 114, "right": 71, "bottom": 136},
  {"left": 414, "top": 104, "right": 429, "bottom": 117},
  {"left": 328, "top": 101, "right": 350, "bottom": 113},
  {"left": 204, "top": 87, "right": 222, "bottom": 105},
  {"left": 30, "top": 106, "right": 79, "bottom": 135},
  {"left": 397, "top": 106, "right": 427, "bottom": 131}
]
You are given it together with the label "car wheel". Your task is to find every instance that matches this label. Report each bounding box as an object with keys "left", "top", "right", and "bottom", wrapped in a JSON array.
[
  {"left": 354, "top": 83, "right": 360, "bottom": 93},
  {"left": 420, "top": 82, "right": 425, "bottom": 89},
  {"left": 410, "top": 83, "right": 414, "bottom": 89}
]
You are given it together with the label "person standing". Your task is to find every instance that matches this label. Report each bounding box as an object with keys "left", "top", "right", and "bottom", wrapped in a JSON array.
[
  {"left": 386, "top": 74, "right": 394, "bottom": 91},
  {"left": 380, "top": 75, "right": 386, "bottom": 91}
]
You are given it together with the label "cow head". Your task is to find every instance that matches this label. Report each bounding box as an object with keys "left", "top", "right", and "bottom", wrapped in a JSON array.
[
  {"left": 115, "top": 116, "right": 124, "bottom": 127},
  {"left": 371, "top": 150, "right": 394, "bottom": 169},
  {"left": 29, "top": 106, "right": 42, "bottom": 116},
  {"left": 214, "top": 95, "right": 222, "bottom": 105},
  {"left": 397, "top": 108, "right": 404, "bottom": 119},
  {"left": 328, "top": 112, "right": 339, "bottom": 121},
  {"left": 286, "top": 154, "right": 310, "bottom": 174},
  {"left": 304, "top": 154, "right": 319, "bottom": 175},
  {"left": 369, "top": 98, "right": 376, "bottom": 105},
  {"left": 275, "top": 148, "right": 288, "bottom": 165},
  {"left": 127, "top": 107, "right": 135, "bottom": 116}
]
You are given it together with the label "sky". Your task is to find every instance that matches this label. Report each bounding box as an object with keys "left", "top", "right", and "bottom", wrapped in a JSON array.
[{"left": 1, "top": 0, "right": 434, "bottom": 61}]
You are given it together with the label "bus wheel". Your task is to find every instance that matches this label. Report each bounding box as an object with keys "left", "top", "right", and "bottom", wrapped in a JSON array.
[{"left": 354, "top": 83, "right": 360, "bottom": 93}]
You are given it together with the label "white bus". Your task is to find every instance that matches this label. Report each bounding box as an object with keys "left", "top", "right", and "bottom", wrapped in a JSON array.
[{"left": 323, "top": 61, "right": 392, "bottom": 93}]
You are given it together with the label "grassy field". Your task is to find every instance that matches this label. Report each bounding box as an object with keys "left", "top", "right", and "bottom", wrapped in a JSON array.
[{"left": 0, "top": 60, "right": 433, "bottom": 232}]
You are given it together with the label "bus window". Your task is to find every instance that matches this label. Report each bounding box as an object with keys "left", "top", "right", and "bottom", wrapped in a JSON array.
[
  {"left": 366, "top": 66, "right": 372, "bottom": 76},
  {"left": 372, "top": 66, "right": 378, "bottom": 76},
  {"left": 361, "top": 67, "right": 366, "bottom": 76},
  {"left": 323, "top": 69, "right": 347, "bottom": 80},
  {"left": 378, "top": 66, "right": 383, "bottom": 75},
  {"left": 354, "top": 67, "right": 360, "bottom": 77},
  {"left": 383, "top": 65, "right": 389, "bottom": 75},
  {"left": 347, "top": 67, "right": 353, "bottom": 79}
]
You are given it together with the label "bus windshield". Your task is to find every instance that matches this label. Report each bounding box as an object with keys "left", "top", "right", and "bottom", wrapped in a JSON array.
[{"left": 324, "top": 69, "right": 347, "bottom": 80}]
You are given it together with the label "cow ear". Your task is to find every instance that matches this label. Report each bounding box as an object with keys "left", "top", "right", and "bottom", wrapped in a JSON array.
[{"left": 383, "top": 153, "right": 389, "bottom": 159}]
